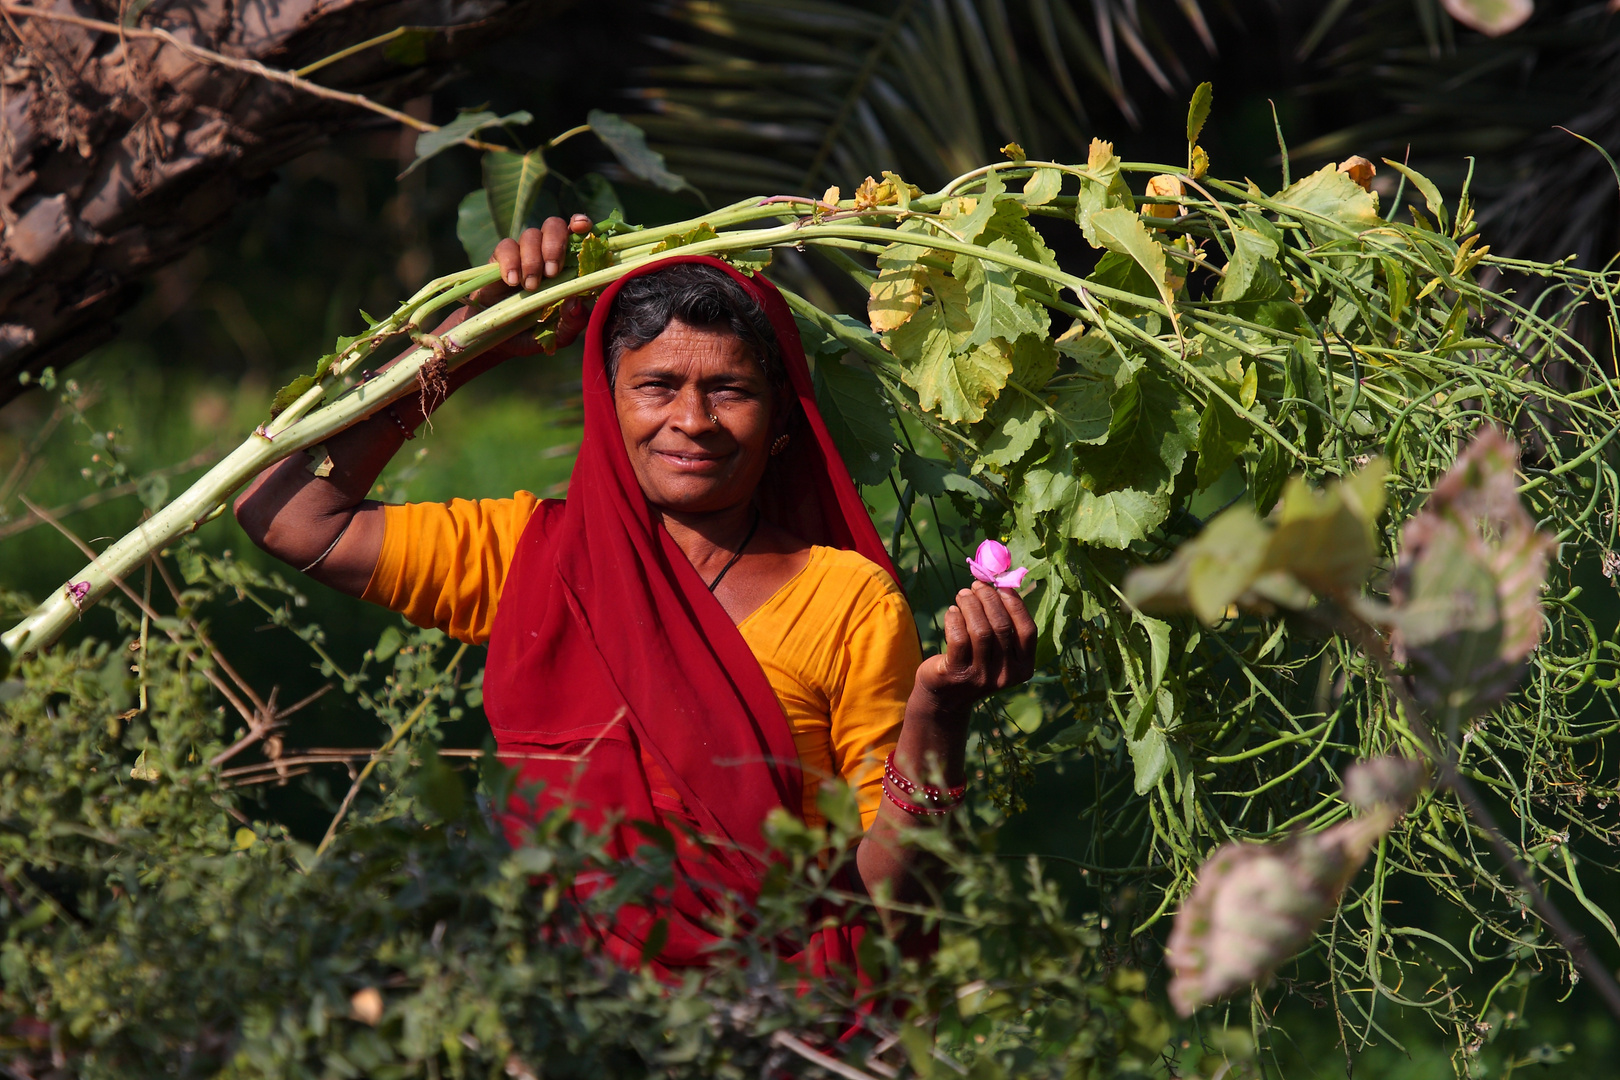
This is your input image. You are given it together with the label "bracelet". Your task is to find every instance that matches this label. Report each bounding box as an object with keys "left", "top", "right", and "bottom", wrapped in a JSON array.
[
  {"left": 386, "top": 405, "right": 417, "bottom": 440},
  {"left": 883, "top": 778, "right": 952, "bottom": 817},
  {"left": 299, "top": 522, "right": 350, "bottom": 574},
  {"left": 882, "top": 750, "right": 965, "bottom": 817},
  {"left": 884, "top": 750, "right": 965, "bottom": 803}
]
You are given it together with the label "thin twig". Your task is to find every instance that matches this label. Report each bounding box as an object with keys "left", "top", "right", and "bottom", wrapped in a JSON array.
[
  {"left": 314, "top": 643, "right": 469, "bottom": 858},
  {"left": 208, "top": 683, "right": 333, "bottom": 768},
  {"left": 1, "top": 4, "right": 436, "bottom": 132},
  {"left": 1339, "top": 612, "right": 1620, "bottom": 1022},
  {"left": 769, "top": 1031, "right": 882, "bottom": 1080},
  {"left": 16, "top": 495, "right": 259, "bottom": 730}
]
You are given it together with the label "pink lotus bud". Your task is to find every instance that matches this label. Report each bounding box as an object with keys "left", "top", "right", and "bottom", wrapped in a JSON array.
[{"left": 967, "top": 539, "right": 1027, "bottom": 590}]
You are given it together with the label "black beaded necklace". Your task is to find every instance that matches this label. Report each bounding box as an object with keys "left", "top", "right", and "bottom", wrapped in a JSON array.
[{"left": 706, "top": 508, "right": 762, "bottom": 593}]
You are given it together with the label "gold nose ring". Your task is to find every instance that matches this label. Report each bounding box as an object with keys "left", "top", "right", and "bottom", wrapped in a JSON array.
[{"left": 708, "top": 413, "right": 720, "bottom": 426}]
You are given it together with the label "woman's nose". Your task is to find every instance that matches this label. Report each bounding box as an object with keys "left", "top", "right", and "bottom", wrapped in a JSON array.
[{"left": 671, "top": 386, "right": 716, "bottom": 435}]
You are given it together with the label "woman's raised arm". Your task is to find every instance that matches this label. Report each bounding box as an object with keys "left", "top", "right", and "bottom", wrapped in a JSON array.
[{"left": 234, "top": 216, "right": 591, "bottom": 594}]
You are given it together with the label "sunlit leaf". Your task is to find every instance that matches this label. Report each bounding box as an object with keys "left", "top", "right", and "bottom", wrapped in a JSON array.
[
  {"left": 1187, "top": 81, "right": 1214, "bottom": 145},
  {"left": 483, "top": 149, "right": 548, "bottom": 240}
]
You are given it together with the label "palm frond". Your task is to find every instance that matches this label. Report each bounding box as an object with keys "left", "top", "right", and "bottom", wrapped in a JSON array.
[{"left": 628, "top": 0, "right": 1221, "bottom": 196}]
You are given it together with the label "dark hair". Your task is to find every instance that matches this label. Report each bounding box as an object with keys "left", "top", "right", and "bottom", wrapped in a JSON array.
[{"left": 603, "top": 264, "right": 786, "bottom": 396}]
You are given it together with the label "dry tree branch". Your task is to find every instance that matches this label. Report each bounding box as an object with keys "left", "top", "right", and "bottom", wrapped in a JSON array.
[{"left": 0, "top": 4, "right": 437, "bottom": 133}]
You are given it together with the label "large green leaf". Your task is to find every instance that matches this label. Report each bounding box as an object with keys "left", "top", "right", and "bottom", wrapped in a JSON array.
[
  {"left": 456, "top": 190, "right": 500, "bottom": 266},
  {"left": 1196, "top": 396, "right": 1249, "bottom": 490},
  {"left": 1067, "top": 486, "right": 1171, "bottom": 549},
  {"left": 405, "top": 110, "right": 532, "bottom": 176},
  {"left": 956, "top": 241, "right": 1049, "bottom": 349},
  {"left": 812, "top": 355, "right": 896, "bottom": 486},
  {"left": 1081, "top": 367, "right": 1198, "bottom": 494},
  {"left": 887, "top": 303, "right": 1011, "bottom": 424},
  {"left": 483, "top": 149, "right": 548, "bottom": 240},
  {"left": 1273, "top": 164, "right": 1381, "bottom": 244},
  {"left": 1088, "top": 207, "right": 1176, "bottom": 317},
  {"left": 588, "top": 110, "right": 701, "bottom": 198}
]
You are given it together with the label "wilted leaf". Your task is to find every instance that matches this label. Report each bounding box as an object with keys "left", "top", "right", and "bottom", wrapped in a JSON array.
[
  {"left": 1166, "top": 813, "right": 1390, "bottom": 1015},
  {"left": 1144, "top": 174, "right": 1185, "bottom": 220},
  {"left": 1388, "top": 430, "right": 1553, "bottom": 721},
  {"left": 1337, "top": 156, "right": 1377, "bottom": 192},
  {"left": 1440, "top": 0, "right": 1534, "bottom": 36},
  {"left": 349, "top": 987, "right": 384, "bottom": 1026},
  {"left": 868, "top": 246, "right": 929, "bottom": 332},
  {"left": 887, "top": 304, "right": 1012, "bottom": 424},
  {"left": 1273, "top": 164, "right": 1381, "bottom": 244},
  {"left": 1078, "top": 139, "right": 1134, "bottom": 245}
]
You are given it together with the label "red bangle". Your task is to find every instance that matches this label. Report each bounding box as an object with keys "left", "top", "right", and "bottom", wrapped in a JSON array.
[
  {"left": 884, "top": 751, "right": 965, "bottom": 804},
  {"left": 882, "top": 777, "right": 953, "bottom": 816}
]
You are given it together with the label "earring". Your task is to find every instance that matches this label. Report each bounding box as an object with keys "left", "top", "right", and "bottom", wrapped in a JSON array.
[{"left": 770, "top": 434, "right": 791, "bottom": 456}]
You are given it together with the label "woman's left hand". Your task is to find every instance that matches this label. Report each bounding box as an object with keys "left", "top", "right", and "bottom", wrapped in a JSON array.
[{"left": 914, "top": 581, "right": 1038, "bottom": 718}]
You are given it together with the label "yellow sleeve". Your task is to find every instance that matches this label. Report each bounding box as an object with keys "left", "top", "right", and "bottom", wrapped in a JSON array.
[
  {"left": 360, "top": 492, "right": 542, "bottom": 644},
  {"left": 832, "top": 589, "right": 922, "bottom": 828}
]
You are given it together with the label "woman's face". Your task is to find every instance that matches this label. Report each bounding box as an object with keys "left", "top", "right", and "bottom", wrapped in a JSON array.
[{"left": 612, "top": 318, "right": 776, "bottom": 515}]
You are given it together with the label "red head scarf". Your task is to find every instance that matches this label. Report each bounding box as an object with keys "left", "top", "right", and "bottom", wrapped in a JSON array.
[{"left": 482, "top": 255, "right": 896, "bottom": 973}]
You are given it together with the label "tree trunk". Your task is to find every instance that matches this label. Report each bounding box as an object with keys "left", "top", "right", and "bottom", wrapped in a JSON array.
[{"left": 0, "top": 0, "right": 564, "bottom": 404}]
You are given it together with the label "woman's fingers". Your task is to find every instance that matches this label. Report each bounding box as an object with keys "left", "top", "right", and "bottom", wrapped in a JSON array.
[
  {"left": 1001, "top": 588, "right": 1038, "bottom": 680},
  {"left": 494, "top": 237, "right": 522, "bottom": 287},
  {"left": 568, "top": 213, "right": 593, "bottom": 235},
  {"left": 953, "top": 586, "right": 1002, "bottom": 675},
  {"left": 554, "top": 298, "right": 592, "bottom": 350},
  {"left": 539, "top": 218, "right": 570, "bottom": 280},
  {"left": 520, "top": 228, "right": 544, "bottom": 291},
  {"left": 972, "top": 581, "right": 1018, "bottom": 662},
  {"left": 942, "top": 601, "right": 972, "bottom": 674}
]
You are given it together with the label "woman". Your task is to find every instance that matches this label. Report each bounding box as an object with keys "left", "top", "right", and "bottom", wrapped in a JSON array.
[{"left": 236, "top": 217, "right": 1037, "bottom": 971}]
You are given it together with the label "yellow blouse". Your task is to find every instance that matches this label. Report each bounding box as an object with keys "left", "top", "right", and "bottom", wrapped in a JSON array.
[{"left": 362, "top": 495, "right": 921, "bottom": 828}]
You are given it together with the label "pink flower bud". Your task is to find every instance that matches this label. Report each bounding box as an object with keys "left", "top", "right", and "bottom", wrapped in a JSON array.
[{"left": 967, "top": 539, "right": 1028, "bottom": 590}]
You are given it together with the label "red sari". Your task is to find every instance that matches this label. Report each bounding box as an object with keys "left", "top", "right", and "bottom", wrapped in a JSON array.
[{"left": 481, "top": 255, "right": 899, "bottom": 975}]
